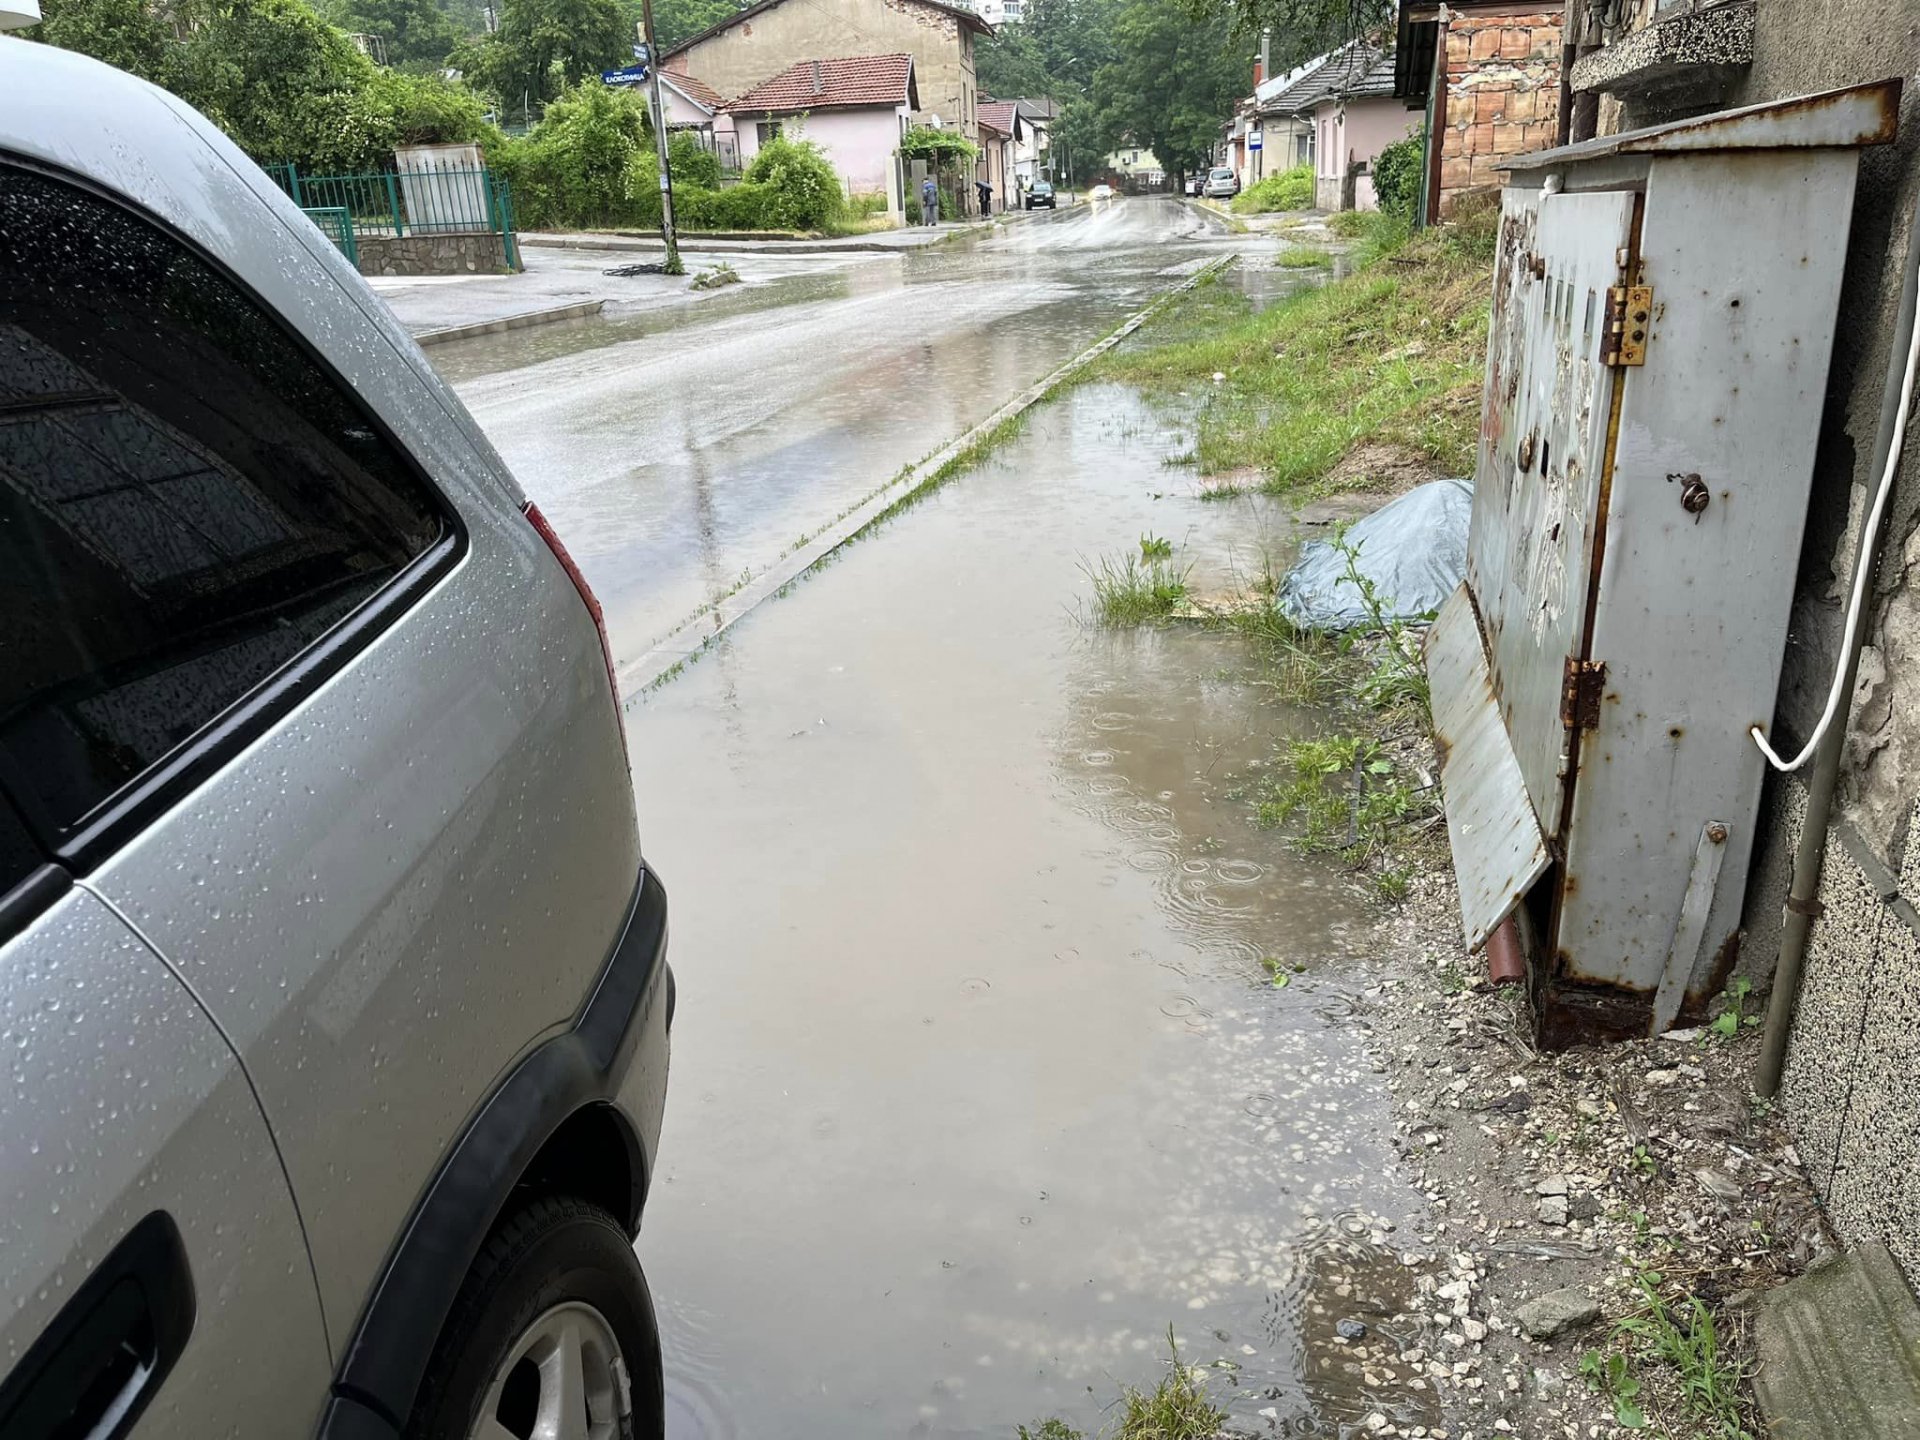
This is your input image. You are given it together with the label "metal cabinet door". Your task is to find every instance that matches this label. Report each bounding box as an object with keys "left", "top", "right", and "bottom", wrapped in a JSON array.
[{"left": 0, "top": 884, "right": 331, "bottom": 1438}]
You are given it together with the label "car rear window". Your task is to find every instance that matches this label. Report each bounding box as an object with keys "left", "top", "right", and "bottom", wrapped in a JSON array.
[{"left": 0, "top": 162, "right": 447, "bottom": 853}]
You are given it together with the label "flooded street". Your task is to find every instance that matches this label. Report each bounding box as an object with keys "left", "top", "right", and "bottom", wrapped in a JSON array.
[
  {"left": 437, "top": 201, "right": 1437, "bottom": 1436},
  {"left": 445, "top": 200, "right": 1255, "bottom": 655},
  {"left": 623, "top": 388, "right": 1432, "bottom": 1438}
]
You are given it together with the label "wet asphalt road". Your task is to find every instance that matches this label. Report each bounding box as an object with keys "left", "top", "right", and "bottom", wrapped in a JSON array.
[
  {"left": 446, "top": 199, "right": 1245, "bottom": 657},
  {"left": 441, "top": 200, "right": 1430, "bottom": 1437}
]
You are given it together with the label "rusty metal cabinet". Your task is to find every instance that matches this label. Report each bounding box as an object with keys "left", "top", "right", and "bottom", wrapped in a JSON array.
[{"left": 1427, "top": 81, "right": 1900, "bottom": 1044}]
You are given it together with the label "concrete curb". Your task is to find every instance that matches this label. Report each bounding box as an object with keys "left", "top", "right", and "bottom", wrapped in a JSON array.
[
  {"left": 617, "top": 253, "right": 1236, "bottom": 701},
  {"left": 413, "top": 299, "right": 606, "bottom": 346}
]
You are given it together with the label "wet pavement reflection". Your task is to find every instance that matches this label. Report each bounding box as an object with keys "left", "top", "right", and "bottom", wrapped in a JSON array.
[
  {"left": 624, "top": 382, "right": 1432, "bottom": 1438},
  {"left": 444, "top": 200, "right": 1304, "bottom": 659}
]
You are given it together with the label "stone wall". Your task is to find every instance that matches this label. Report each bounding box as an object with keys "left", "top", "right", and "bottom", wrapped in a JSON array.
[
  {"left": 1437, "top": 8, "right": 1564, "bottom": 216},
  {"left": 357, "top": 232, "right": 512, "bottom": 277}
]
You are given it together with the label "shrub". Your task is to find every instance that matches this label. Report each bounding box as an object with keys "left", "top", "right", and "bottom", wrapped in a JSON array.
[
  {"left": 621, "top": 133, "right": 727, "bottom": 226},
  {"left": 745, "top": 135, "right": 844, "bottom": 230},
  {"left": 1233, "top": 163, "right": 1314, "bottom": 214},
  {"left": 498, "top": 81, "right": 649, "bottom": 229},
  {"left": 1372, "top": 131, "right": 1425, "bottom": 224}
]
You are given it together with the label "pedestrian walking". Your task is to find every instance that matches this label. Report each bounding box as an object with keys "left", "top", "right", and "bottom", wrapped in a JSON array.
[
  {"left": 920, "top": 176, "right": 939, "bottom": 226},
  {"left": 975, "top": 178, "right": 992, "bottom": 217}
]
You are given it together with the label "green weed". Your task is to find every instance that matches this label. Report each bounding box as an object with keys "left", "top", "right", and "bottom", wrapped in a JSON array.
[
  {"left": 1276, "top": 246, "right": 1333, "bottom": 269},
  {"left": 1253, "top": 732, "right": 1432, "bottom": 863},
  {"left": 1017, "top": 1423, "right": 1083, "bottom": 1440},
  {"left": 1609, "top": 1273, "right": 1756, "bottom": 1439},
  {"left": 1113, "top": 1329, "right": 1227, "bottom": 1440},
  {"left": 1579, "top": 1347, "right": 1649, "bottom": 1430},
  {"left": 1139, "top": 534, "right": 1174, "bottom": 560},
  {"left": 1711, "top": 976, "right": 1757, "bottom": 1039},
  {"left": 1088, "top": 552, "right": 1192, "bottom": 626}
]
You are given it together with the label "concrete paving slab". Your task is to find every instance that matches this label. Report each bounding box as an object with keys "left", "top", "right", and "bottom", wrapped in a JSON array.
[{"left": 1755, "top": 1241, "right": 1920, "bottom": 1438}]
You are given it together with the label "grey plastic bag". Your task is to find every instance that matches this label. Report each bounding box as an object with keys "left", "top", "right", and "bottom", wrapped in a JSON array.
[{"left": 1275, "top": 478, "right": 1473, "bottom": 632}]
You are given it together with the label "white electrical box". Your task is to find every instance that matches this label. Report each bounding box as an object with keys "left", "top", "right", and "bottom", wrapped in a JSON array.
[{"left": 1427, "top": 81, "right": 1901, "bottom": 1045}]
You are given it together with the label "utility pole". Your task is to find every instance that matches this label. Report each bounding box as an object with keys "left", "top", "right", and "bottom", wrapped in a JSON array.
[{"left": 639, "top": 0, "right": 682, "bottom": 275}]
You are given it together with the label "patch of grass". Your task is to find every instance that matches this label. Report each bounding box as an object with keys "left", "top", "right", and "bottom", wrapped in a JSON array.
[
  {"left": 1253, "top": 732, "right": 1432, "bottom": 861},
  {"left": 1099, "top": 210, "right": 1495, "bottom": 494},
  {"left": 1583, "top": 1273, "right": 1756, "bottom": 1439},
  {"left": 1139, "top": 533, "right": 1174, "bottom": 560},
  {"left": 1276, "top": 246, "right": 1333, "bottom": 269},
  {"left": 1087, "top": 551, "right": 1192, "bottom": 626},
  {"left": 1115, "top": 1329, "right": 1227, "bottom": 1440},
  {"left": 1017, "top": 1423, "right": 1083, "bottom": 1440},
  {"left": 1233, "top": 164, "right": 1314, "bottom": 214}
]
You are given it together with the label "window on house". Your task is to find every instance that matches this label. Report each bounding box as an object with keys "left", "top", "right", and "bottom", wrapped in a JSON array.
[{"left": 758, "top": 121, "right": 783, "bottom": 146}]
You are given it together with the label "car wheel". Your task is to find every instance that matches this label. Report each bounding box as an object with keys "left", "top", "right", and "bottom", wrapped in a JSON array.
[{"left": 409, "top": 1197, "right": 664, "bottom": 1440}]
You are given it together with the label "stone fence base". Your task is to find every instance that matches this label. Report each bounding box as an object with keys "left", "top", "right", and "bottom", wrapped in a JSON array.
[{"left": 358, "top": 231, "right": 515, "bottom": 276}]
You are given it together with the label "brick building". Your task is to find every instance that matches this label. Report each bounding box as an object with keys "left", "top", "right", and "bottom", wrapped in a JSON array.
[{"left": 1394, "top": 2, "right": 1565, "bottom": 218}]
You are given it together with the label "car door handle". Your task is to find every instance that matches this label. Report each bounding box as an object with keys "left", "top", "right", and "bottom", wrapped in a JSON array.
[{"left": 0, "top": 1212, "right": 196, "bottom": 1440}]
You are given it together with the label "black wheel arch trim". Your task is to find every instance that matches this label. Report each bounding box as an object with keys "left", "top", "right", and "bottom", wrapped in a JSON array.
[{"left": 319, "top": 864, "right": 668, "bottom": 1437}]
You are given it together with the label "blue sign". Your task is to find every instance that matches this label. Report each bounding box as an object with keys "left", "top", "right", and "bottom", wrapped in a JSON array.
[
  {"left": 1248, "top": 131, "right": 1264, "bottom": 151},
  {"left": 632, "top": 42, "right": 651, "bottom": 62},
  {"left": 602, "top": 64, "right": 649, "bottom": 86}
]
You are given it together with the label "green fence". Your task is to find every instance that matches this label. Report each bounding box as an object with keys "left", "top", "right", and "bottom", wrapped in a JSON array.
[
  {"left": 301, "top": 206, "right": 358, "bottom": 268},
  {"left": 267, "top": 163, "right": 519, "bottom": 268}
]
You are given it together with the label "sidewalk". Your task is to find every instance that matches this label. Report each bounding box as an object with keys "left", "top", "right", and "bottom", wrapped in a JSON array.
[{"left": 366, "top": 241, "right": 868, "bottom": 339}]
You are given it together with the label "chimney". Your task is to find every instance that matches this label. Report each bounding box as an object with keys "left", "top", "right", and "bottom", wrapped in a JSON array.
[
  {"left": 812, "top": 59, "right": 824, "bottom": 95},
  {"left": 1255, "top": 26, "right": 1270, "bottom": 87}
]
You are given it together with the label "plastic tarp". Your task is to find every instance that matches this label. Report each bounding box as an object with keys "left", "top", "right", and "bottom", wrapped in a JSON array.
[{"left": 1276, "top": 478, "right": 1473, "bottom": 632}]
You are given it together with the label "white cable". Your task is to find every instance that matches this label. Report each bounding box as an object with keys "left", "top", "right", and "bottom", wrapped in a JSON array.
[{"left": 1751, "top": 294, "right": 1920, "bottom": 772}]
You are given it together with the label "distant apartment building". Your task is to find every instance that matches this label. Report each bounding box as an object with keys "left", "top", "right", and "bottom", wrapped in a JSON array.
[{"left": 960, "top": 0, "right": 1024, "bottom": 22}]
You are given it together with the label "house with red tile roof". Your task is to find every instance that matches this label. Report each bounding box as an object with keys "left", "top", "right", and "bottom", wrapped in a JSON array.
[{"left": 722, "top": 53, "right": 921, "bottom": 198}]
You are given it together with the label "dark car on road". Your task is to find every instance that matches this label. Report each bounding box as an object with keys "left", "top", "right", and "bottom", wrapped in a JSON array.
[{"left": 1026, "top": 180, "right": 1057, "bottom": 210}]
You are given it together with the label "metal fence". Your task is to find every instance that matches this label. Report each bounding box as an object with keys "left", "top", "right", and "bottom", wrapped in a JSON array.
[
  {"left": 266, "top": 163, "right": 519, "bottom": 267},
  {"left": 301, "top": 206, "right": 358, "bottom": 268}
]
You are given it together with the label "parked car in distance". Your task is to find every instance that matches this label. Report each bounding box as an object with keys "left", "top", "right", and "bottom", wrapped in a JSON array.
[
  {"left": 1026, "top": 179, "right": 1057, "bottom": 210},
  {"left": 0, "top": 39, "right": 674, "bottom": 1440},
  {"left": 1185, "top": 176, "right": 1202, "bottom": 196},
  {"left": 1089, "top": 183, "right": 1115, "bottom": 202},
  {"left": 1203, "top": 166, "right": 1241, "bottom": 199}
]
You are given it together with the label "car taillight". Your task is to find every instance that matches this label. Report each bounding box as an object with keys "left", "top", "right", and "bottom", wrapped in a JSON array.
[{"left": 523, "top": 501, "right": 627, "bottom": 759}]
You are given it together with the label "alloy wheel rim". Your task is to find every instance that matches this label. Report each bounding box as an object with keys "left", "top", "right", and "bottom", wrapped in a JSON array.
[{"left": 471, "top": 1300, "right": 629, "bottom": 1440}]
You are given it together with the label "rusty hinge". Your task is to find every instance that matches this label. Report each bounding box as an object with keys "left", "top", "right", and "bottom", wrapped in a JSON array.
[
  {"left": 1602, "top": 285, "right": 1653, "bottom": 366},
  {"left": 1561, "top": 658, "right": 1608, "bottom": 730}
]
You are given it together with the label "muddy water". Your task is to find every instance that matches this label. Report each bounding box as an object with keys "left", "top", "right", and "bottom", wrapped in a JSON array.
[
  {"left": 628, "top": 382, "right": 1433, "bottom": 1438},
  {"left": 444, "top": 201, "right": 1298, "bottom": 662}
]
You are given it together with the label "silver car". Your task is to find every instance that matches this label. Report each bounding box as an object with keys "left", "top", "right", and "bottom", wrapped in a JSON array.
[
  {"left": 0, "top": 40, "right": 672, "bottom": 1440},
  {"left": 1203, "top": 166, "right": 1242, "bottom": 199}
]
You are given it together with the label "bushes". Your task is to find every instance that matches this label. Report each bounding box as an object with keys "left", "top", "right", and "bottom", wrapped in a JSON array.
[
  {"left": 1372, "top": 131, "right": 1425, "bottom": 224},
  {"left": 742, "top": 136, "right": 843, "bottom": 230},
  {"left": 1233, "top": 164, "right": 1314, "bottom": 214}
]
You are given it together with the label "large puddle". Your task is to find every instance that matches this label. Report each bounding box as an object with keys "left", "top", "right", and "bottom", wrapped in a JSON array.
[
  {"left": 626, "top": 381, "right": 1433, "bottom": 1438},
  {"left": 444, "top": 201, "right": 1308, "bottom": 665}
]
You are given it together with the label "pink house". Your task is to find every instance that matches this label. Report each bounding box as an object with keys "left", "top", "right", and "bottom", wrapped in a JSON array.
[
  {"left": 1264, "top": 42, "right": 1419, "bottom": 211},
  {"left": 720, "top": 53, "right": 919, "bottom": 198}
]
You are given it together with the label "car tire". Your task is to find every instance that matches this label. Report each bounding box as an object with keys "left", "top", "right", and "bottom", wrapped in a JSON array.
[{"left": 408, "top": 1196, "right": 664, "bottom": 1440}]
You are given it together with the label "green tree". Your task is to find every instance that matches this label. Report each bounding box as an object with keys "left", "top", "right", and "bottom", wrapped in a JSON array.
[
  {"left": 318, "top": 0, "right": 461, "bottom": 70},
  {"left": 455, "top": 0, "right": 627, "bottom": 111},
  {"left": 1181, "top": 0, "right": 1393, "bottom": 71},
  {"left": 31, "top": 0, "right": 182, "bottom": 82},
  {"left": 977, "top": 0, "right": 1118, "bottom": 101},
  {"left": 635, "top": 0, "right": 746, "bottom": 48},
  {"left": 1083, "top": 0, "right": 1247, "bottom": 180}
]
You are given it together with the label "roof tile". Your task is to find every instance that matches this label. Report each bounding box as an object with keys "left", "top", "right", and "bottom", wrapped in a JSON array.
[{"left": 726, "top": 53, "right": 915, "bottom": 113}]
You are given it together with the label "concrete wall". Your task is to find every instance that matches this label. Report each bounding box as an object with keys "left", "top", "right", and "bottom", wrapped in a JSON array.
[
  {"left": 667, "top": 0, "right": 978, "bottom": 148},
  {"left": 1580, "top": 0, "right": 1920, "bottom": 1285},
  {"left": 734, "top": 107, "right": 907, "bottom": 194},
  {"left": 357, "top": 232, "right": 510, "bottom": 276},
  {"left": 1436, "top": 7, "right": 1564, "bottom": 216}
]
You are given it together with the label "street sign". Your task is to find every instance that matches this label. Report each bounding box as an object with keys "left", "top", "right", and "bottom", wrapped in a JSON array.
[
  {"left": 1248, "top": 130, "right": 1263, "bottom": 151},
  {"left": 602, "top": 64, "right": 649, "bottom": 86},
  {"left": 632, "top": 42, "right": 651, "bottom": 62}
]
